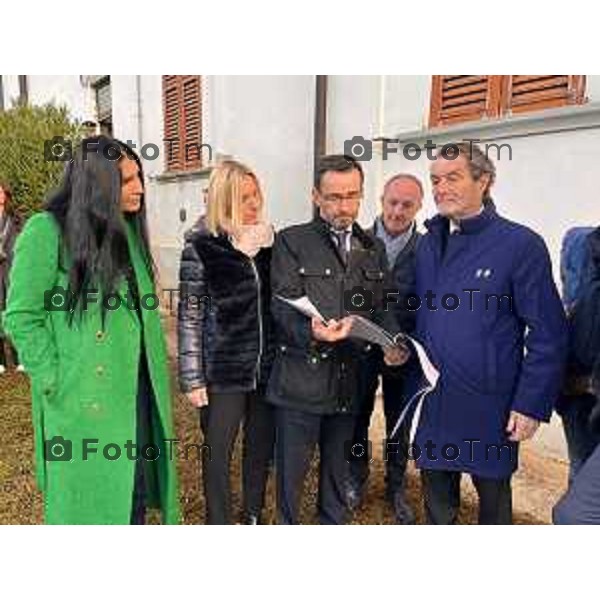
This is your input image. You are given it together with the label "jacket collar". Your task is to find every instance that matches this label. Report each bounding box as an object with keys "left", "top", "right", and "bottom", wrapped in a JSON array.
[{"left": 424, "top": 198, "right": 498, "bottom": 237}]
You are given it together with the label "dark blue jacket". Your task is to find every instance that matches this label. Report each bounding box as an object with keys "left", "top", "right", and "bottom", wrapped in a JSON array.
[
  {"left": 560, "top": 226, "right": 595, "bottom": 312},
  {"left": 413, "top": 203, "right": 568, "bottom": 478}
]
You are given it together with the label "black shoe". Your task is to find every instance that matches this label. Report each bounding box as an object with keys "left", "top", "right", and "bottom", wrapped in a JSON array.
[{"left": 391, "top": 491, "right": 416, "bottom": 525}]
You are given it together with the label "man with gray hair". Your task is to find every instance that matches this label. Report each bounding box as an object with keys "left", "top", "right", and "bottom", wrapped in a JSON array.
[
  {"left": 413, "top": 142, "right": 567, "bottom": 524},
  {"left": 348, "top": 173, "right": 423, "bottom": 524}
]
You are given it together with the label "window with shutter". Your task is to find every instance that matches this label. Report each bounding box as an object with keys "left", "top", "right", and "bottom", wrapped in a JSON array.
[
  {"left": 163, "top": 76, "right": 182, "bottom": 171},
  {"left": 162, "top": 75, "right": 202, "bottom": 172},
  {"left": 501, "top": 75, "right": 586, "bottom": 115},
  {"left": 429, "top": 75, "right": 502, "bottom": 127},
  {"left": 429, "top": 75, "right": 586, "bottom": 127}
]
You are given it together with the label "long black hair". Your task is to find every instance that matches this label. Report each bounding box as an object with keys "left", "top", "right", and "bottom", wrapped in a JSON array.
[{"left": 45, "top": 135, "right": 156, "bottom": 323}]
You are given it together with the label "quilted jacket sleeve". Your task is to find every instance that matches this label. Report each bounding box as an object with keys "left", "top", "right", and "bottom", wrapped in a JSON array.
[{"left": 177, "top": 234, "right": 210, "bottom": 393}]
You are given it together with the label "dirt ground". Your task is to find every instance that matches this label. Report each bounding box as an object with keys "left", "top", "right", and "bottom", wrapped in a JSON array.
[{"left": 0, "top": 363, "right": 568, "bottom": 525}]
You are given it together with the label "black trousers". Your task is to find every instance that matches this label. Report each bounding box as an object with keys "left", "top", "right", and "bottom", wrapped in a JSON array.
[
  {"left": 420, "top": 469, "right": 513, "bottom": 525},
  {"left": 275, "top": 406, "right": 355, "bottom": 525},
  {"left": 199, "top": 390, "right": 275, "bottom": 524},
  {"left": 352, "top": 364, "right": 410, "bottom": 495},
  {"left": 130, "top": 350, "right": 156, "bottom": 525},
  {"left": 0, "top": 336, "right": 19, "bottom": 367}
]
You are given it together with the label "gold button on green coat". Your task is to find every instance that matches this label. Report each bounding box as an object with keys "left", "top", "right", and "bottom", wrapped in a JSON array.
[{"left": 2, "top": 212, "right": 180, "bottom": 525}]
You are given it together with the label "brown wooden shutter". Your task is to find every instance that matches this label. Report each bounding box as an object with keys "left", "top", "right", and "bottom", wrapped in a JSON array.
[
  {"left": 163, "top": 76, "right": 183, "bottom": 171},
  {"left": 181, "top": 75, "right": 202, "bottom": 170},
  {"left": 429, "top": 75, "right": 502, "bottom": 127},
  {"left": 162, "top": 75, "right": 202, "bottom": 172},
  {"left": 501, "top": 75, "right": 586, "bottom": 115}
]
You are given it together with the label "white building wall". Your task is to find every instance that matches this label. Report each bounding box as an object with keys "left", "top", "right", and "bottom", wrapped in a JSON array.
[
  {"left": 1, "top": 75, "right": 21, "bottom": 107},
  {"left": 109, "top": 75, "right": 166, "bottom": 175},
  {"left": 205, "top": 75, "right": 316, "bottom": 228},
  {"left": 326, "top": 75, "right": 432, "bottom": 226},
  {"left": 26, "top": 75, "right": 90, "bottom": 120},
  {"left": 326, "top": 75, "right": 382, "bottom": 226}
]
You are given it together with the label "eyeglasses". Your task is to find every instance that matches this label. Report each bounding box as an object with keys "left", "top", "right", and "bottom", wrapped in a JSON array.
[{"left": 320, "top": 191, "right": 363, "bottom": 204}]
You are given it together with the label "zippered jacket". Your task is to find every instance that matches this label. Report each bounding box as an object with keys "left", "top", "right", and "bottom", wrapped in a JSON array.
[
  {"left": 177, "top": 218, "right": 275, "bottom": 393},
  {"left": 413, "top": 202, "right": 568, "bottom": 477}
]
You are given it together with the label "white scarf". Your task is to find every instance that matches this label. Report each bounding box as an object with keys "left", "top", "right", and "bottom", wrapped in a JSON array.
[{"left": 229, "top": 222, "right": 274, "bottom": 258}]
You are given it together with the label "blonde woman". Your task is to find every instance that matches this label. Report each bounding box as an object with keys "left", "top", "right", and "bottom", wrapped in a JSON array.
[{"left": 178, "top": 160, "right": 275, "bottom": 524}]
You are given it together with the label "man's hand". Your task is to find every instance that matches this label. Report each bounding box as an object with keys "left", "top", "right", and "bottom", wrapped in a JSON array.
[
  {"left": 187, "top": 386, "right": 209, "bottom": 408},
  {"left": 311, "top": 316, "right": 354, "bottom": 343},
  {"left": 506, "top": 410, "right": 540, "bottom": 442},
  {"left": 383, "top": 343, "right": 411, "bottom": 366}
]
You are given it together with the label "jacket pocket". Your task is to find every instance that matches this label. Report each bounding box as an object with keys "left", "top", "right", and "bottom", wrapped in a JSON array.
[
  {"left": 273, "top": 345, "right": 335, "bottom": 405},
  {"left": 32, "top": 362, "right": 59, "bottom": 405},
  {"left": 297, "top": 266, "right": 337, "bottom": 316},
  {"left": 298, "top": 266, "right": 335, "bottom": 279},
  {"left": 363, "top": 268, "right": 385, "bottom": 282},
  {"left": 362, "top": 268, "right": 386, "bottom": 306}
]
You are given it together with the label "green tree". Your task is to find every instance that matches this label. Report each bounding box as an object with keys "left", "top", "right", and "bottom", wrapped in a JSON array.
[{"left": 0, "top": 103, "right": 83, "bottom": 218}]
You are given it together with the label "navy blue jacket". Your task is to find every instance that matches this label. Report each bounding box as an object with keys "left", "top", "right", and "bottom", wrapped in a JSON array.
[{"left": 413, "top": 203, "right": 568, "bottom": 478}]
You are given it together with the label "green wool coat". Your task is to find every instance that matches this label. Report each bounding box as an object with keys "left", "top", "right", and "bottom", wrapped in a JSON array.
[{"left": 2, "top": 212, "right": 180, "bottom": 524}]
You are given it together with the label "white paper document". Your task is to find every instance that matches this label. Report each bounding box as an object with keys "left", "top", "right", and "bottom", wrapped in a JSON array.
[
  {"left": 347, "top": 314, "right": 405, "bottom": 348},
  {"left": 276, "top": 294, "right": 440, "bottom": 442},
  {"left": 275, "top": 295, "right": 326, "bottom": 323},
  {"left": 389, "top": 335, "right": 440, "bottom": 443}
]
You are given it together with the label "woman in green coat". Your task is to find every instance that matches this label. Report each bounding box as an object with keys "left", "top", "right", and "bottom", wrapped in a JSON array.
[{"left": 2, "top": 136, "right": 179, "bottom": 524}]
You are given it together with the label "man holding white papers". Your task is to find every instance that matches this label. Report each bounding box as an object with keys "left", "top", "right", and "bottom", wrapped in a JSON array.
[
  {"left": 267, "top": 154, "right": 405, "bottom": 524},
  {"left": 414, "top": 142, "right": 568, "bottom": 524}
]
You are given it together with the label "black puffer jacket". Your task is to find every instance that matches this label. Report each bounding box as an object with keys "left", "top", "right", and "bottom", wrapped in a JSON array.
[{"left": 177, "top": 219, "right": 275, "bottom": 394}]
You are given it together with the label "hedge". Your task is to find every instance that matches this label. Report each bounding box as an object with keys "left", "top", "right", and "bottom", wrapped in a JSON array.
[{"left": 0, "top": 103, "right": 82, "bottom": 218}]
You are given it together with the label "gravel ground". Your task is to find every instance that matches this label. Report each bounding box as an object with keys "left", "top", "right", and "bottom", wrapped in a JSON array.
[{"left": 0, "top": 366, "right": 568, "bottom": 525}]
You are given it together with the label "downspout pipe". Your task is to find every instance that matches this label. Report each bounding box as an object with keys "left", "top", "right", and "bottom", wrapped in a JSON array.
[{"left": 313, "top": 75, "right": 328, "bottom": 216}]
